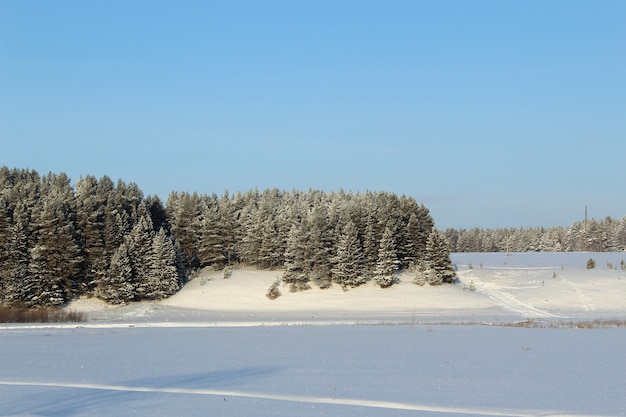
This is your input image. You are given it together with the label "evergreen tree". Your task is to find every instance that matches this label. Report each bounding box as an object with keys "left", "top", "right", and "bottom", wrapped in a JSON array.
[
  {"left": 146, "top": 228, "right": 181, "bottom": 299},
  {"left": 259, "top": 217, "right": 281, "bottom": 269},
  {"left": 332, "top": 220, "right": 366, "bottom": 288},
  {"left": 25, "top": 192, "right": 83, "bottom": 305},
  {"left": 362, "top": 214, "right": 380, "bottom": 275},
  {"left": 239, "top": 203, "right": 263, "bottom": 266},
  {"left": 126, "top": 210, "right": 155, "bottom": 299},
  {"left": 75, "top": 175, "right": 113, "bottom": 292},
  {"left": 424, "top": 229, "right": 456, "bottom": 285},
  {"left": 167, "top": 192, "right": 201, "bottom": 270},
  {"left": 374, "top": 226, "right": 400, "bottom": 288},
  {"left": 307, "top": 204, "right": 333, "bottom": 287},
  {"left": 2, "top": 218, "right": 30, "bottom": 305},
  {"left": 145, "top": 195, "right": 170, "bottom": 234},
  {"left": 282, "top": 223, "right": 310, "bottom": 290},
  {"left": 0, "top": 198, "right": 11, "bottom": 300},
  {"left": 406, "top": 205, "right": 434, "bottom": 265},
  {"left": 198, "top": 202, "right": 226, "bottom": 268},
  {"left": 98, "top": 242, "right": 135, "bottom": 303},
  {"left": 218, "top": 191, "right": 239, "bottom": 265}
]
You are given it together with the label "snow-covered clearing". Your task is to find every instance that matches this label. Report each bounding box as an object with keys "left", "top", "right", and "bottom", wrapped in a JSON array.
[{"left": 1, "top": 252, "right": 625, "bottom": 416}]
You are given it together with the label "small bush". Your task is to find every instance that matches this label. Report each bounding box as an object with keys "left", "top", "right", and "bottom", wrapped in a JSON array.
[
  {"left": 586, "top": 258, "right": 596, "bottom": 269},
  {"left": 265, "top": 278, "right": 282, "bottom": 300},
  {"left": 413, "top": 273, "right": 426, "bottom": 286},
  {"left": 468, "top": 280, "right": 476, "bottom": 292},
  {"left": 0, "top": 306, "right": 85, "bottom": 323}
]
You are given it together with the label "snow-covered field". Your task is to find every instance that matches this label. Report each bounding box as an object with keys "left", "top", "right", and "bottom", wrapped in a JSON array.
[{"left": 1, "top": 252, "right": 625, "bottom": 416}]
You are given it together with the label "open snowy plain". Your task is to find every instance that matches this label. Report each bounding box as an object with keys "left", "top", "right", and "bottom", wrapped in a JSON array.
[{"left": 1, "top": 252, "right": 625, "bottom": 417}]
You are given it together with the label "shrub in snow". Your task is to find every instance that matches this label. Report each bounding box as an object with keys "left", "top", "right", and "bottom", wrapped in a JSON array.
[
  {"left": 586, "top": 258, "right": 596, "bottom": 269},
  {"left": 266, "top": 278, "right": 281, "bottom": 300},
  {"left": 413, "top": 274, "right": 427, "bottom": 286}
]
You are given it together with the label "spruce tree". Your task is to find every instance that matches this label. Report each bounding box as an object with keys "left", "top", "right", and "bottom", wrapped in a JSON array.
[
  {"left": 374, "top": 226, "right": 400, "bottom": 288},
  {"left": 126, "top": 211, "right": 155, "bottom": 299},
  {"left": 259, "top": 217, "right": 281, "bottom": 269},
  {"left": 25, "top": 192, "right": 83, "bottom": 305},
  {"left": 166, "top": 191, "right": 201, "bottom": 270},
  {"left": 75, "top": 175, "right": 108, "bottom": 291},
  {"left": 282, "top": 223, "right": 310, "bottom": 290},
  {"left": 98, "top": 242, "right": 135, "bottom": 304},
  {"left": 2, "top": 219, "right": 30, "bottom": 305},
  {"left": 307, "top": 204, "right": 333, "bottom": 287},
  {"left": 239, "top": 203, "right": 263, "bottom": 266},
  {"left": 146, "top": 228, "right": 181, "bottom": 299},
  {"left": 0, "top": 199, "right": 11, "bottom": 301},
  {"left": 362, "top": 214, "right": 380, "bottom": 275},
  {"left": 332, "top": 220, "right": 366, "bottom": 288},
  {"left": 424, "top": 229, "right": 456, "bottom": 285},
  {"left": 218, "top": 191, "right": 239, "bottom": 266},
  {"left": 198, "top": 202, "right": 226, "bottom": 268}
]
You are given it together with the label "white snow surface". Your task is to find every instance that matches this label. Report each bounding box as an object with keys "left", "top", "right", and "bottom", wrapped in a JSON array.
[{"left": 1, "top": 252, "right": 625, "bottom": 416}]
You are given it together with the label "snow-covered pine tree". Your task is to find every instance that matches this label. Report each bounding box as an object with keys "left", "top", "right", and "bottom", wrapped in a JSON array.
[
  {"left": 424, "top": 229, "right": 456, "bottom": 285},
  {"left": 405, "top": 205, "right": 434, "bottom": 266},
  {"left": 166, "top": 191, "right": 201, "bottom": 270},
  {"left": 332, "top": 220, "right": 367, "bottom": 288},
  {"left": 238, "top": 196, "right": 263, "bottom": 266},
  {"left": 258, "top": 217, "right": 282, "bottom": 269},
  {"left": 2, "top": 218, "right": 30, "bottom": 305},
  {"left": 306, "top": 204, "right": 333, "bottom": 288},
  {"left": 374, "top": 226, "right": 400, "bottom": 288},
  {"left": 145, "top": 195, "right": 170, "bottom": 235},
  {"left": 282, "top": 222, "right": 310, "bottom": 291},
  {"left": 362, "top": 214, "right": 380, "bottom": 276},
  {"left": 198, "top": 201, "right": 226, "bottom": 269},
  {"left": 75, "top": 175, "right": 114, "bottom": 292},
  {"left": 126, "top": 210, "right": 155, "bottom": 299},
  {"left": 145, "top": 228, "right": 181, "bottom": 299},
  {"left": 218, "top": 191, "right": 239, "bottom": 266},
  {"left": 98, "top": 241, "right": 135, "bottom": 303},
  {"left": 25, "top": 191, "right": 83, "bottom": 306},
  {"left": 103, "top": 195, "right": 131, "bottom": 261},
  {"left": 0, "top": 198, "right": 11, "bottom": 301}
]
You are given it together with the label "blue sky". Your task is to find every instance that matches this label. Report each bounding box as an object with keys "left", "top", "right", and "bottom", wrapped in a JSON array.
[{"left": 1, "top": 0, "right": 624, "bottom": 229}]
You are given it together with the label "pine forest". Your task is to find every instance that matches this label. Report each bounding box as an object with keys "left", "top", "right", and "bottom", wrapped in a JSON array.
[
  {"left": 2, "top": 167, "right": 623, "bottom": 308},
  {"left": 0, "top": 167, "right": 455, "bottom": 307}
]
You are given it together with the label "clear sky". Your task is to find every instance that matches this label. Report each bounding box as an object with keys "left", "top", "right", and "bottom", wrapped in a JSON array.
[{"left": 1, "top": 0, "right": 624, "bottom": 229}]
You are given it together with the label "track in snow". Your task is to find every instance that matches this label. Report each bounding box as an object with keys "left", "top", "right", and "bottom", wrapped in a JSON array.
[
  {"left": 0, "top": 380, "right": 613, "bottom": 417},
  {"left": 470, "top": 273, "right": 557, "bottom": 319}
]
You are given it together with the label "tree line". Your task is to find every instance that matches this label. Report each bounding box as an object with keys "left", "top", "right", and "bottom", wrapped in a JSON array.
[
  {"left": 0, "top": 167, "right": 456, "bottom": 307},
  {"left": 445, "top": 216, "right": 626, "bottom": 253}
]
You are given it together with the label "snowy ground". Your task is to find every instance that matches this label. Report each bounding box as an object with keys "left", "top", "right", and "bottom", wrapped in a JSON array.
[{"left": 1, "top": 252, "right": 625, "bottom": 416}]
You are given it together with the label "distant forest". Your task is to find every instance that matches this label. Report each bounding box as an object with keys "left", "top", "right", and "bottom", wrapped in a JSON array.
[
  {"left": 445, "top": 217, "right": 626, "bottom": 253},
  {"left": 0, "top": 167, "right": 455, "bottom": 307}
]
